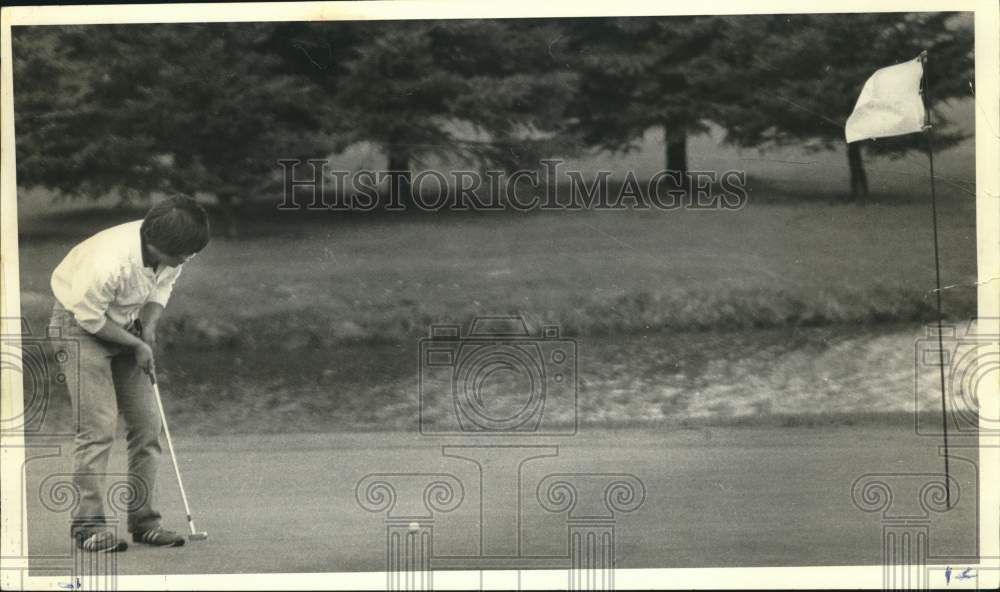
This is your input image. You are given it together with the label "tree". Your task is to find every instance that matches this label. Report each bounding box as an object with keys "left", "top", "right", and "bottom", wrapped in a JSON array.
[
  {"left": 555, "top": 16, "right": 726, "bottom": 187},
  {"left": 710, "top": 13, "right": 974, "bottom": 199},
  {"left": 269, "top": 19, "right": 573, "bottom": 205},
  {"left": 13, "top": 26, "right": 167, "bottom": 200},
  {"left": 13, "top": 23, "right": 334, "bottom": 234}
]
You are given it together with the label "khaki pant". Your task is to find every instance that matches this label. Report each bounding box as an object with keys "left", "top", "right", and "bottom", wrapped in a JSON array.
[{"left": 49, "top": 303, "right": 163, "bottom": 534}]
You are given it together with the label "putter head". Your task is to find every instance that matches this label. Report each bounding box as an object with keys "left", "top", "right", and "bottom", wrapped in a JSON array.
[{"left": 189, "top": 532, "right": 209, "bottom": 541}]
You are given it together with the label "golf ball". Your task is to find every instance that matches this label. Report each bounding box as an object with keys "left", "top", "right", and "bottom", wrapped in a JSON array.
[{"left": 408, "top": 522, "right": 420, "bottom": 532}]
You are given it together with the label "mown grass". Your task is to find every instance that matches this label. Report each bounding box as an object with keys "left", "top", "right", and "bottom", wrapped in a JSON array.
[
  {"left": 13, "top": 170, "right": 980, "bottom": 433},
  {"left": 22, "top": 322, "right": 955, "bottom": 436},
  {"left": 18, "top": 193, "right": 977, "bottom": 349}
]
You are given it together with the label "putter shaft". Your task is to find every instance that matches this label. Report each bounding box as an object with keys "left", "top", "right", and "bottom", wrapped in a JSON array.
[{"left": 151, "top": 379, "right": 207, "bottom": 540}]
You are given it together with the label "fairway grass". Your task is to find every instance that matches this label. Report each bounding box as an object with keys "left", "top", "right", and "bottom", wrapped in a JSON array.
[
  {"left": 24, "top": 425, "right": 979, "bottom": 573},
  {"left": 17, "top": 199, "right": 977, "bottom": 432},
  {"left": 18, "top": 199, "right": 977, "bottom": 348}
]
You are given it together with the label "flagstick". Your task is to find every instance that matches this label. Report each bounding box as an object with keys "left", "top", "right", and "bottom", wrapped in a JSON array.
[{"left": 921, "top": 50, "right": 951, "bottom": 510}]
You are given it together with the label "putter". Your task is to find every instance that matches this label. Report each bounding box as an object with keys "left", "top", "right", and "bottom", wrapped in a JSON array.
[{"left": 149, "top": 371, "right": 209, "bottom": 541}]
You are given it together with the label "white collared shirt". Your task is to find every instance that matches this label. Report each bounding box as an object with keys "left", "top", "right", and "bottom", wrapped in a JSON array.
[{"left": 51, "top": 220, "right": 183, "bottom": 334}]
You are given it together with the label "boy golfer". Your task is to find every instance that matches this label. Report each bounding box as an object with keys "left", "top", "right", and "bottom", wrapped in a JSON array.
[{"left": 49, "top": 195, "right": 209, "bottom": 552}]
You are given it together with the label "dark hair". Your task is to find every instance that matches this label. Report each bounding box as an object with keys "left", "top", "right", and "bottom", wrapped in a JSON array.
[{"left": 141, "top": 195, "right": 210, "bottom": 256}]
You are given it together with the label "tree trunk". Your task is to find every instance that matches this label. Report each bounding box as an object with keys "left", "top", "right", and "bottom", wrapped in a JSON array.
[
  {"left": 847, "top": 142, "right": 869, "bottom": 200},
  {"left": 387, "top": 149, "right": 412, "bottom": 208},
  {"left": 665, "top": 124, "right": 689, "bottom": 191}
]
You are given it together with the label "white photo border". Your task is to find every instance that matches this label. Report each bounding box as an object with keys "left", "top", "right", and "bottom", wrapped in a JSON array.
[{"left": 1, "top": 1, "right": 997, "bottom": 590}]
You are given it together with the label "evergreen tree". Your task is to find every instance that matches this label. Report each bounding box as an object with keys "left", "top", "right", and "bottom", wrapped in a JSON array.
[
  {"left": 270, "top": 19, "right": 573, "bottom": 204},
  {"left": 13, "top": 23, "right": 332, "bottom": 233},
  {"left": 711, "top": 13, "right": 973, "bottom": 199},
  {"left": 556, "top": 16, "right": 726, "bottom": 187}
]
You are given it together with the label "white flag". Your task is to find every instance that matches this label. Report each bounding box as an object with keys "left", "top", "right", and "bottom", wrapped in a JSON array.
[{"left": 845, "top": 56, "right": 926, "bottom": 143}]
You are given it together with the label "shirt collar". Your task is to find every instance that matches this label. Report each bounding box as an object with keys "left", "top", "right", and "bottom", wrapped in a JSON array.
[
  {"left": 140, "top": 233, "right": 154, "bottom": 269},
  {"left": 126, "top": 220, "right": 156, "bottom": 273}
]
